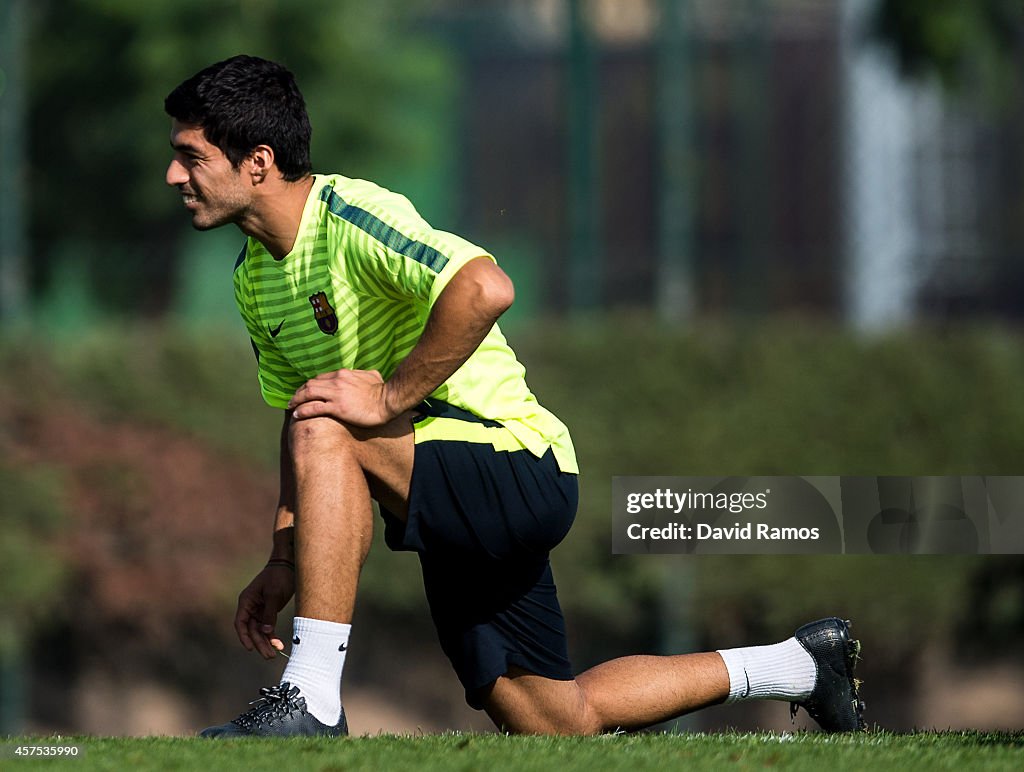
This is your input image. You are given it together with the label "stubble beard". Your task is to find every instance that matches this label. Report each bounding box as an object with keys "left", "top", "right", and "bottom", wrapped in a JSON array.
[{"left": 190, "top": 196, "right": 250, "bottom": 232}]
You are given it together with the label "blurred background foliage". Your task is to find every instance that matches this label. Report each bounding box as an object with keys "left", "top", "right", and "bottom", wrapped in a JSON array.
[
  {"left": 24, "top": 0, "right": 453, "bottom": 314},
  {"left": 2, "top": 0, "right": 1024, "bottom": 734},
  {"left": 4, "top": 320, "right": 1024, "bottom": 730},
  {"left": 0, "top": 463, "right": 66, "bottom": 645},
  {"left": 872, "top": 0, "right": 1022, "bottom": 98}
]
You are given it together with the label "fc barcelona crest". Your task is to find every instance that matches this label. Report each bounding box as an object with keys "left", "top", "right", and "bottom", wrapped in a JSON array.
[{"left": 309, "top": 291, "right": 339, "bottom": 335}]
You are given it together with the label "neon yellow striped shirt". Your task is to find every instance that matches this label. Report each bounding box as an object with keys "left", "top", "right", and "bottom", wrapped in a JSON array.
[{"left": 233, "top": 174, "right": 578, "bottom": 474}]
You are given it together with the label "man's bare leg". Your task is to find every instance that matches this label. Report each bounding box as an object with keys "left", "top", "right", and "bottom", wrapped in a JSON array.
[
  {"left": 288, "top": 413, "right": 415, "bottom": 623},
  {"left": 482, "top": 617, "right": 866, "bottom": 735},
  {"left": 274, "top": 413, "right": 416, "bottom": 725},
  {"left": 201, "top": 412, "right": 418, "bottom": 737},
  {"left": 482, "top": 654, "right": 730, "bottom": 735}
]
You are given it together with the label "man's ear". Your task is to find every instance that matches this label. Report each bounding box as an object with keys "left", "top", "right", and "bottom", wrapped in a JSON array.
[{"left": 248, "top": 145, "right": 275, "bottom": 184}]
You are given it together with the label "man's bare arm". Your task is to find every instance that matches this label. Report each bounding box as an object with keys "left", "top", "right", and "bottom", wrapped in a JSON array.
[
  {"left": 232, "top": 410, "right": 299, "bottom": 659},
  {"left": 271, "top": 409, "right": 296, "bottom": 561},
  {"left": 385, "top": 256, "right": 514, "bottom": 415}
]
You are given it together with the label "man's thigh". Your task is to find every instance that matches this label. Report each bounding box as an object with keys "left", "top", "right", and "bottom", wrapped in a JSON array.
[
  {"left": 385, "top": 403, "right": 579, "bottom": 708},
  {"left": 386, "top": 401, "right": 577, "bottom": 558},
  {"left": 288, "top": 410, "right": 417, "bottom": 521},
  {"left": 419, "top": 553, "right": 576, "bottom": 711}
]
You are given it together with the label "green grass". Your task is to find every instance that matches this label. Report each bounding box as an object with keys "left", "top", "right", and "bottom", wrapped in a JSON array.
[{"left": 4, "top": 731, "right": 1023, "bottom": 771}]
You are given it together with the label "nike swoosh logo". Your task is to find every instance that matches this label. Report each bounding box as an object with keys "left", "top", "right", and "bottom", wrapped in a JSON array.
[{"left": 269, "top": 320, "right": 284, "bottom": 338}]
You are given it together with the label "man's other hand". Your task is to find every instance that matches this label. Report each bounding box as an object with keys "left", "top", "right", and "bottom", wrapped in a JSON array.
[{"left": 235, "top": 564, "right": 296, "bottom": 659}]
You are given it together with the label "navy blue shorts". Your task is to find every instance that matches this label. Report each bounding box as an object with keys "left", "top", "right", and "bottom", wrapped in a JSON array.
[{"left": 380, "top": 400, "right": 578, "bottom": 708}]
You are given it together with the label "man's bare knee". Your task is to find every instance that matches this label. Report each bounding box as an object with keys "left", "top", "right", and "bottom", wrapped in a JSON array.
[
  {"left": 483, "top": 673, "right": 602, "bottom": 735},
  {"left": 288, "top": 415, "right": 357, "bottom": 458},
  {"left": 286, "top": 414, "right": 414, "bottom": 517}
]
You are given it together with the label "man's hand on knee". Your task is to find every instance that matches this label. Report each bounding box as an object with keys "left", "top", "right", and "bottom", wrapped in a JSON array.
[{"left": 288, "top": 369, "right": 394, "bottom": 427}]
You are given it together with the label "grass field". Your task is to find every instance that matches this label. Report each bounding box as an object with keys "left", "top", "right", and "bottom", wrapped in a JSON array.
[{"left": 4, "top": 731, "right": 1023, "bottom": 771}]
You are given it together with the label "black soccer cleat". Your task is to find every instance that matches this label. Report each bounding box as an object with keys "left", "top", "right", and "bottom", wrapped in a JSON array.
[
  {"left": 199, "top": 682, "right": 348, "bottom": 738},
  {"left": 790, "top": 617, "right": 866, "bottom": 732}
]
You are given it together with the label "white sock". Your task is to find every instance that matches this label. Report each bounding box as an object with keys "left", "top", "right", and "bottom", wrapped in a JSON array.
[
  {"left": 716, "top": 637, "right": 816, "bottom": 703},
  {"left": 280, "top": 616, "right": 350, "bottom": 725}
]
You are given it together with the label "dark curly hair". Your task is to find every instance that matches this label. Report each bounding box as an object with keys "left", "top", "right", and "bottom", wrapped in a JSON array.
[{"left": 165, "top": 55, "right": 312, "bottom": 181}]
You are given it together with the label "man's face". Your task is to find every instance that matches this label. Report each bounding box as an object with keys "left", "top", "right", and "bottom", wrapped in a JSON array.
[{"left": 166, "top": 120, "right": 251, "bottom": 230}]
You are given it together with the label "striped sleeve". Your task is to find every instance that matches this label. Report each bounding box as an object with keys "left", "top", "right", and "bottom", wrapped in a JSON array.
[{"left": 319, "top": 184, "right": 493, "bottom": 307}]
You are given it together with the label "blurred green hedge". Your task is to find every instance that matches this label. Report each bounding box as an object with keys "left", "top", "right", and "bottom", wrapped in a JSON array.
[{"left": 3, "top": 318, "right": 1023, "bottom": 667}]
